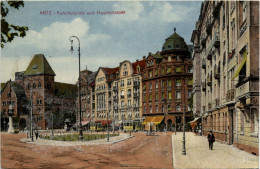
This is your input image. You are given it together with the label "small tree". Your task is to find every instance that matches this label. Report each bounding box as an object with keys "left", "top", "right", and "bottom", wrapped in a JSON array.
[{"left": 1, "top": 1, "right": 29, "bottom": 48}]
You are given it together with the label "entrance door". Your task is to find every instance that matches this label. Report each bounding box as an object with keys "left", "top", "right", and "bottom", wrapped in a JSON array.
[
  {"left": 167, "top": 119, "right": 172, "bottom": 131},
  {"left": 228, "top": 109, "right": 234, "bottom": 145}
]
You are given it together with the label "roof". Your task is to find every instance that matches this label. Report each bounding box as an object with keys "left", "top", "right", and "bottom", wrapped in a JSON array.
[
  {"left": 103, "top": 67, "right": 119, "bottom": 83},
  {"left": 162, "top": 28, "right": 189, "bottom": 52},
  {"left": 132, "top": 60, "right": 146, "bottom": 74},
  {"left": 54, "top": 82, "right": 77, "bottom": 98},
  {"left": 1, "top": 83, "right": 6, "bottom": 92},
  {"left": 24, "top": 54, "right": 56, "bottom": 76},
  {"left": 86, "top": 71, "right": 97, "bottom": 85}
]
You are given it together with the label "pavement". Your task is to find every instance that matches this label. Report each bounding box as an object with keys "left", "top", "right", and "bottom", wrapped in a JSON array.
[
  {"left": 172, "top": 132, "right": 259, "bottom": 169},
  {"left": 20, "top": 132, "right": 134, "bottom": 146}
]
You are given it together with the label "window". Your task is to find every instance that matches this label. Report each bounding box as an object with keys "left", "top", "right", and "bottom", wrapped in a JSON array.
[
  {"left": 242, "top": 1, "right": 247, "bottom": 22},
  {"left": 137, "top": 66, "right": 140, "bottom": 73},
  {"left": 124, "top": 64, "right": 127, "bottom": 69},
  {"left": 188, "top": 79, "right": 193, "bottom": 86},
  {"left": 127, "top": 79, "right": 131, "bottom": 85},
  {"left": 168, "top": 80, "right": 172, "bottom": 87},
  {"left": 176, "top": 79, "right": 181, "bottom": 86},
  {"left": 149, "top": 82, "right": 152, "bottom": 90},
  {"left": 167, "top": 67, "right": 171, "bottom": 74},
  {"left": 155, "top": 81, "right": 158, "bottom": 89},
  {"left": 27, "top": 83, "right": 31, "bottom": 90},
  {"left": 162, "top": 105, "right": 164, "bottom": 113},
  {"left": 149, "top": 70, "right": 152, "bottom": 77},
  {"left": 162, "top": 81, "right": 165, "bottom": 88},
  {"left": 121, "top": 80, "right": 124, "bottom": 86},
  {"left": 143, "top": 84, "right": 146, "bottom": 90},
  {"left": 168, "top": 56, "right": 171, "bottom": 62},
  {"left": 188, "top": 91, "right": 192, "bottom": 99},
  {"left": 168, "top": 105, "right": 172, "bottom": 111},
  {"left": 155, "top": 105, "right": 158, "bottom": 113},
  {"left": 7, "top": 92, "right": 11, "bottom": 98},
  {"left": 149, "top": 94, "right": 152, "bottom": 102},
  {"left": 177, "top": 55, "right": 181, "bottom": 61},
  {"left": 37, "top": 98, "right": 42, "bottom": 105},
  {"left": 176, "top": 91, "right": 181, "bottom": 99},
  {"left": 38, "top": 82, "right": 42, "bottom": 88},
  {"left": 155, "top": 69, "right": 158, "bottom": 76},
  {"left": 176, "top": 66, "right": 181, "bottom": 73},
  {"left": 128, "top": 100, "right": 131, "bottom": 106},
  {"left": 121, "top": 90, "right": 124, "bottom": 96},
  {"left": 33, "top": 83, "right": 36, "bottom": 89},
  {"left": 3, "top": 101, "right": 6, "bottom": 106},
  {"left": 188, "top": 67, "right": 193, "bottom": 73},
  {"left": 162, "top": 68, "right": 165, "bottom": 75},
  {"left": 168, "top": 91, "right": 172, "bottom": 99},
  {"left": 144, "top": 94, "right": 146, "bottom": 102},
  {"left": 176, "top": 104, "right": 181, "bottom": 111},
  {"left": 155, "top": 93, "right": 158, "bottom": 101},
  {"left": 121, "top": 101, "right": 125, "bottom": 107},
  {"left": 149, "top": 106, "right": 152, "bottom": 113},
  {"left": 144, "top": 107, "right": 146, "bottom": 113}
]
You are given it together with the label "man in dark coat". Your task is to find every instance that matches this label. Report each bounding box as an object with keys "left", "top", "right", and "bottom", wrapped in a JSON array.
[{"left": 207, "top": 130, "right": 215, "bottom": 150}]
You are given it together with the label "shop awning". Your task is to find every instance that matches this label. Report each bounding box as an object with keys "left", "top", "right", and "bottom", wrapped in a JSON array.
[
  {"left": 142, "top": 116, "right": 164, "bottom": 125},
  {"left": 232, "top": 52, "right": 247, "bottom": 80},
  {"left": 188, "top": 117, "right": 201, "bottom": 124},
  {"left": 101, "top": 120, "right": 112, "bottom": 126},
  {"left": 81, "top": 120, "right": 90, "bottom": 126}
]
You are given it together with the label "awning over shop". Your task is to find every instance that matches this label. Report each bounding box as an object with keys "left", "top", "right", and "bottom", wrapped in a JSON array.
[
  {"left": 142, "top": 116, "right": 164, "bottom": 125},
  {"left": 101, "top": 120, "right": 112, "bottom": 126},
  {"left": 232, "top": 51, "right": 247, "bottom": 80},
  {"left": 188, "top": 117, "right": 201, "bottom": 124},
  {"left": 188, "top": 117, "right": 201, "bottom": 129},
  {"left": 81, "top": 120, "right": 90, "bottom": 126}
]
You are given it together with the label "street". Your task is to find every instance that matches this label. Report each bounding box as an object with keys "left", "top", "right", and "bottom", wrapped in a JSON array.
[{"left": 1, "top": 132, "right": 173, "bottom": 169}]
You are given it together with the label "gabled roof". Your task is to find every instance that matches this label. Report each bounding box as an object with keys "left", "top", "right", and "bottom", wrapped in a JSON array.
[
  {"left": 1, "top": 83, "right": 6, "bottom": 92},
  {"left": 54, "top": 82, "right": 77, "bottom": 98},
  {"left": 1, "top": 81, "right": 26, "bottom": 98},
  {"left": 132, "top": 60, "right": 146, "bottom": 74},
  {"left": 103, "top": 67, "right": 119, "bottom": 83},
  {"left": 24, "top": 54, "right": 55, "bottom": 76},
  {"left": 86, "top": 71, "right": 97, "bottom": 85}
]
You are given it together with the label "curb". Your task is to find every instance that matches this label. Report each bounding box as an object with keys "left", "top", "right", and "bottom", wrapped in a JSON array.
[{"left": 109, "top": 135, "right": 135, "bottom": 144}]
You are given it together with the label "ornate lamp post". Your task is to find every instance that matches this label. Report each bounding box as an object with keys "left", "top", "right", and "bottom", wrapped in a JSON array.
[
  {"left": 8, "top": 79, "right": 14, "bottom": 133},
  {"left": 182, "top": 87, "right": 186, "bottom": 155},
  {"left": 69, "top": 36, "right": 83, "bottom": 141}
]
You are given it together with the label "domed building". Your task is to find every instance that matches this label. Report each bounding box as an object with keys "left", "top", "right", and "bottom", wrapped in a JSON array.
[{"left": 142, "top": 28, "right": 193, "bottom": 131}]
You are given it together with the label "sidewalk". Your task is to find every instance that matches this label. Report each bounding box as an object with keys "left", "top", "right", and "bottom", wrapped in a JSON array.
[
  {"left": 172, "top": 132, "right": 259, "bottom": 169},
  {"left": 20, "top": 133, "right": 133, "bottom": 146}
]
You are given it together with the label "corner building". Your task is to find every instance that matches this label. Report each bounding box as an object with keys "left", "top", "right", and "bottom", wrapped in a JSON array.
[
  {"left": 142, "top": 29, "right": 193, "bottom": 131},
  {"left": 191, "top": 1, "right": 259, "bottom": 155}
]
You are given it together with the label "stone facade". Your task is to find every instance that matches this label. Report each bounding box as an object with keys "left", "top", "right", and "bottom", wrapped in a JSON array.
[
  {"left": 191, "top": 1, "right": 259, "bottom": 155},
  {"left": 1, "top": 54, "right": 77, "bottom": 130}
]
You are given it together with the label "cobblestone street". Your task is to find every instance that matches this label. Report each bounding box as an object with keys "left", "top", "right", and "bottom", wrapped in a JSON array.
[
  {"left": 172, "top": 132, "right": 259, "bottom": 168},
  {"left": 1, "top": 132, "right": 173, "bottom": 169}
]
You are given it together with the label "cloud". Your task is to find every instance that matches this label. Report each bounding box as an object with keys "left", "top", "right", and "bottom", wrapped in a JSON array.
[{"left": 104, "top": 2, "right": 144, "bottom": 25}]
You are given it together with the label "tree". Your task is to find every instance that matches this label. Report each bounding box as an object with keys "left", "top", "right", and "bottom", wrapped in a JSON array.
[{"left": 1, "top": 1, "right": 28, "bottom": 48}]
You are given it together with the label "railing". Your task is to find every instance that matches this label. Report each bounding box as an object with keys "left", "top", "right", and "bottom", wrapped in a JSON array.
[
  {"left": 133, "top": 93, "right": 140, "bottom": 97},
  {"left": 226, "top": 89, "right": 236, "bottom": 102}
]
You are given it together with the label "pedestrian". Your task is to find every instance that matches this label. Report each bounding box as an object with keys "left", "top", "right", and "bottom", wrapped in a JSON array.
[
  {"left": 207, "top": 130, "right": 215, "bottom": 150},
  {"left": 35, "top": 130, "right": 39, "bottom": 140}
]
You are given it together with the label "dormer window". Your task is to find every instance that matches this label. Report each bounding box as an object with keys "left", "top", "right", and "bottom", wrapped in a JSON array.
[
  {"left": 32, "top": 64, "right": 37, "bottom": 70},
  {"left": 124, "top": 64, "right": 127, "bottom": 69}
]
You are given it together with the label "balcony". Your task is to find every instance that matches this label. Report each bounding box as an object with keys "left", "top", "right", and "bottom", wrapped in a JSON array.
[
  {"left": 213, "top": 32, "right": 220, "bottom": 48},
  {"left": 212, "top": 1, "right": 222, "bottom": 18},
  {"left": 133, "top": 93, "right": 140, "bottom": 97},
  {"left": 214, "top": 65, "right": 220, "bottom": 80},
  {"left": 133, "top": 81, "right": 140, "bottom": 87},
  {"left": 202, "top": 81, "right": 206, "bottom": 92},
  {"left": 202, "top": 58, "right": 206, "bottom": 69},
  {"left": 226, "top": 89, "right": 236, "bottom": 102}
]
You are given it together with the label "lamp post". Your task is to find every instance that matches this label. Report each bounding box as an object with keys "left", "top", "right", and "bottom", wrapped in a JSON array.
[
  {"left": 30, "top": 89, "right": 34, "bottom": 142},
  {"left": 113, "top": 102, "right": 115, "bottom": 135},
  {"left": 8, "top": 79, "right": 14, "bottom": 134},
  {"left": 129, "top": 114, "right": 132, "bottom": 136},
  {"left": 163, "top": 99, "right": 167, "bottom": 133},
  {"left": 69, "top": 36, "right": 83, "bottom": 141},
  {"left": 182, "top": 88, "right": 186, "bottom": 155},
  {"left": 107, "top": 110, "right": 110, "bottom": 142}
]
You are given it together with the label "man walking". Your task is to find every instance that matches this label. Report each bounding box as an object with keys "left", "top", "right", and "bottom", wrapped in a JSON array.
[{"left": 207, "top": 130, "right": 215, "bottom": 150}]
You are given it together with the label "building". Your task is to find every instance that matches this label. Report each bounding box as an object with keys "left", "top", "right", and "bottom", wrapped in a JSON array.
[
  {"left": 191, "top": 1, "right": 259, "bottom": 155},
  {"left": 1, "top": 54, "right": 77, "bottom": 130},
  {"left": 142, "top": 28, "right": 193, "bottom": 131}
]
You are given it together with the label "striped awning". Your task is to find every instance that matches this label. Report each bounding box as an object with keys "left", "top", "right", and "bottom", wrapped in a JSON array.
[{"left": 142, "top": 116, "right": 164, "bottom": 125}]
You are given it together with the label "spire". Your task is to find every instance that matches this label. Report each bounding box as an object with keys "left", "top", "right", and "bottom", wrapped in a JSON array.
[{"left": 174, "top": 27, "right": 176, "bottom": 33}]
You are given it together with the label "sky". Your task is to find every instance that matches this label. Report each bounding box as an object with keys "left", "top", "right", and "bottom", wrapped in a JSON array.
[{"left": 1, "top": 1, "right": 202, "bottom": 84}]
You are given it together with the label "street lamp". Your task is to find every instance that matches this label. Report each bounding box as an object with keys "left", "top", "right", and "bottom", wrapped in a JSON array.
[
  {"left": 107, "top": 110, "right": 110, "bottom": 142},
  {"left": 163, "top": 99, "right": 167, "bottom": 133},
  {"left": 182, "top": 88, "right": 186, "bottom": 155},
  {"left": 113, "top": 102, "right": 115, "bottom": 135},
  {"left": 129, "top": 113, "right": 132, "bottom": 136},
  {"left": 8, "top": 79, "right": 14, "bottom": 134},
  {"left": 69, "top": 36, "right": 83, "bottom": 141}
]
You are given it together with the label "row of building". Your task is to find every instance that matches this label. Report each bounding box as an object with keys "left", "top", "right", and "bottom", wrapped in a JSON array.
[
  {"left": 1, "top": 28, "right": 193, "bottom": 133},
  {"left": 191, "top": 1, "right": 259, "bottom": 156}
]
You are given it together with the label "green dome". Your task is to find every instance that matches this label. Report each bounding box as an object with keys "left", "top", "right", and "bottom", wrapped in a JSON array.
[{"left": 162, "top": 28, "right": 188, "bottom": 51}]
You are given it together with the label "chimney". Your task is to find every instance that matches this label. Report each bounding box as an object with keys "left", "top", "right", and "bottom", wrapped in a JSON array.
[
  {"left": 136, "top": 59, "right": 139, "bottom": 62},
  {"left": 143, "top": 56, "right": 146, "bottom": 60}
]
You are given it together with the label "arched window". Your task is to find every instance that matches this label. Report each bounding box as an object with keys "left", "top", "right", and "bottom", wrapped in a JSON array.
[
  {"left": 33, "top": 83, "right": 36, "bottom": 89},
  {"left": 38, "top": 82, "right": 41, "bottom": 88},
  {"left": 37, "top": 98, "right": 42, "bottom": 105}
]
